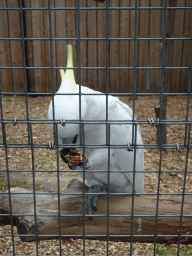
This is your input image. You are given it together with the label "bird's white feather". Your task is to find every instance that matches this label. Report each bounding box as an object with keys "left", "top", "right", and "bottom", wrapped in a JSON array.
[{"left": 48, "top": 44, "right": 144, "bottom": 194}]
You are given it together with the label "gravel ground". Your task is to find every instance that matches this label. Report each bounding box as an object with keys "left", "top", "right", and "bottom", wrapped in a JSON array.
[{"left": 0, "top": 95, "right": 192, "bottom": 255}]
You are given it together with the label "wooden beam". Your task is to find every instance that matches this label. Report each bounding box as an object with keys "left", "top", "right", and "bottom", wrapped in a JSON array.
[{"left": 1, "top": 178, "right": 192, "bottom": 244}]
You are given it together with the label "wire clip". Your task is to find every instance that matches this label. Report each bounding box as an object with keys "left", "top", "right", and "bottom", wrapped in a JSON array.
[
  {"left": 147, "top": 118, "right": 159, "bottom": 126},
  {"left": 60, "top": 118, "right": 65, "bottom": 126},
  {"left": 175, "top": 143, "right": 181, "bottom": 153},
  {"left": 13, "top": 117, "right": 18, "bottom": 126},
  {"left": 48, "top": 142, "right": 55, "bottom": 150},
  {"left": 127, "top": 142, "right": 133, "bottom": 152}
]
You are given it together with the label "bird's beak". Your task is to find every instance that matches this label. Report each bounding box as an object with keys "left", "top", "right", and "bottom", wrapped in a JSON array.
[{"left": 62, "top": 134, "right": 78, "bottom": 145}]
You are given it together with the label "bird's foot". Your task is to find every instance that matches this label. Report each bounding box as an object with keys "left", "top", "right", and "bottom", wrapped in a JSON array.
[
  {"left": 87, "top": 184, "right": 107, "bottom": 219},
  {"left": 79, "top": 159, "right": 91, "bottom": 169}
]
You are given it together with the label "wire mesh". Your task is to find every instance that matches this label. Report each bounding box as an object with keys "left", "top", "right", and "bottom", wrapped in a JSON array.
[{"left": 0, "top": 0, "right": 192, "bottom": 256}]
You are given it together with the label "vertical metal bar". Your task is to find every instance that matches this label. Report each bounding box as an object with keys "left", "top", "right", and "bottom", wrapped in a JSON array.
[
  {"left": 159, "top": 0, "right": 163, "bottom": 91},
  {"left": 177, "top": 124, "right": 191, "bottom": 256},
  {"left": 19, "top": 0, "right": 31, "bottom": 145},
  {"left": 117, "top": 0, "right": 120, "bottom": 91},
  {"left": 6, "top": 0, "right": 13, "bottom": 89},
  {"left": 159, "top": 0, "right": 163, "bottom": 36},
  {"left": 106, "top": 1, "right": 110, "bottom": 132},
  {"left": 153, "top": 133, "right": 164, "bottom": 255},
  {"left": 0, "top": 81, "right": 6, "bottom": 145},
  {"left": 96, "top": 1, "right": 99, "bottom": 90},
  {"left": 159, "top": 0, "right": 168, "bottom": 138},
  {"left": 154, "top": 2, "right": 168, "bottom": 254},
  {"left": 82, "top": 123, "right": 86, "bottom": 256},
  {"left": 131, "top": 0, "right": 138, "bottom": 146},
  {"left": 170, "top": 28, "right": 174, "bottom": 89},
  {"left": 184, "top": 40, "right": 192, "bottom": 146},
  {"left": 77, "top": 1, "right": 85, "bottom": 255},
  {"left": 146, "top": 0, "right": 151, "bottom": 93},
  {"left": 77, "top": 0, "right": 82, "bottom": 146},
  {"left": 86, "top": 0, "right": 88, "bottom": 87},
  {"left": 106, "top": 123, "right": 111, "bottom": 256},
  {"left": 29, "top": 123, "right": 39, "bottom": 255},
  {"left": 75, "top": 0, "right": 77, "bottom": 37},
  {"left": 106, "top": 1, "right": 110, "bottom": 255},
  {"left": 30, "top": 0, "right": 35, "bottom": 92},
  {"left": 48, "top": 0, "right": 56, "bottom": 146},
  {"left": 130, "top": 1, "right": 138, "bottom": 253},
  {"left": 48, "top": 1, "right": 62, "bottom": 255},
  {"left": 0, "top": 82, "right": 16, "bottom": 256},
  {"left": 55, "top": 124, "right": 62, "bottom": 256},
  {"left": 130, "top": 123, "right": 138, "bottom": 256},
  {"left": 65, "top": 0, "right": 68, "bottom": 46}
]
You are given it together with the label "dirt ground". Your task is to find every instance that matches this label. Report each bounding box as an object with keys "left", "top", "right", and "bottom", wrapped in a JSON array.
[{"left": 0, "top": 95, "right": 192, "bottom": 255}]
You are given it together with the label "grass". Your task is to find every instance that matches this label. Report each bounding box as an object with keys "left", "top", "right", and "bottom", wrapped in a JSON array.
[
  {"left": 10, "top": 138, "right": 19, "bottom": 144},
  {"left": 154, "top": 243, "right": 192, "bottom": 255},
  {"left": 2, "top": 96, "right": 12, "bottom": 102},
  {"left": 0, "top": 176, "right": 44, "bottom": 191}
]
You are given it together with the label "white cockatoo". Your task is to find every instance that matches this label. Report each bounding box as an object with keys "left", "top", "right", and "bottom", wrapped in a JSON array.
[{"left": 48, "top": 44, "right": 144, "bottom": 217}]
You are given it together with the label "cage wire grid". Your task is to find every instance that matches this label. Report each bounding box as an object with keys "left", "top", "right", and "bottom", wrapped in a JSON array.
[{"left": 0, "top": 0, "right": 192, "bottom": 256}]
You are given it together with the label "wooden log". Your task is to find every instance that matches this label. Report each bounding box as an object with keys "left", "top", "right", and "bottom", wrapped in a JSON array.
[{"left": 0, "top": 178, "right": 192, "bottom": 244}]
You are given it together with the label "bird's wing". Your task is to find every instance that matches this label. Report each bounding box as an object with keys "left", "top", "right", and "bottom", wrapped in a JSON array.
[
  {"left": 115, "top": 99, "right": 142, "bottom": 136},
  {"left": 110, "top": 99, "right": 144, "bottom": 193}
]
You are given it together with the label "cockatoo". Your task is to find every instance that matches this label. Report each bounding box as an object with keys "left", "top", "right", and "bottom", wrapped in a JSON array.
[{"left": 48, "top": 44, "right": 144, "bottom": 217}]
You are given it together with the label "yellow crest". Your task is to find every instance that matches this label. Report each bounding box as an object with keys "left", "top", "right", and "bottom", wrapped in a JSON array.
[{"left": 57, "top": 44, "right": 76, "bottom": 93}]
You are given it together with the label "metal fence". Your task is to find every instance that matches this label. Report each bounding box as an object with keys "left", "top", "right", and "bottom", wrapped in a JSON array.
[
  {"left": 0, "top": 0, "right": 192, "bottom": 256},
  {"left": 0, "top": 0, "right": 192, "bottom": 93}
]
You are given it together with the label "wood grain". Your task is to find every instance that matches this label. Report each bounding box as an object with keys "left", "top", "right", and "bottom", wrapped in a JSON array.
[
  {"left": 1, "top": 178, "right": 192, "bottom": 244},
  {"left": 7, "top": 0, "right": 24, "bottom": 92},
  {"left": 87, "top": 0, "right": 97, "bottom": 90},
  {"left": 1, "top": 1, "right": 192, "bottom": 93},
  {"left": 0, "top": 1, "right": 13, "bottom": 92},
  {"left": 119, "top": 0, "right": 130, "bottom": 93},
  {"left": 109, "top": 0, "right": 119, "bottom": 93},
  {"left": 97, "top": 0, "right": 106, "bottom": 92},
  {"left": 171, "top": 0, "right": 185, "bottom": 93},
  {"left": 137, "top": 0, "right": 149, "bottom": 93}
]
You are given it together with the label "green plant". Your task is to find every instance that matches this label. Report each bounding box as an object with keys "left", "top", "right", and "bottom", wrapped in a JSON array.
[
  {"left": 10, "top": 138, "right": 19, "bottom": 144},
  {"left": 3, "top": 96, "right": 11, "bottom": 101},
  {"left": 154, "top": 243, "right": 192, "bottom": 255}
]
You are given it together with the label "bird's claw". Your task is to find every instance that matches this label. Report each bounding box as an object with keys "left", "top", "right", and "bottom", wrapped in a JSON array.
[
  {"left": 68, "top": 163, "right": 76, "bottom": 170},
  {"left": 79, "top": 159, "right": 91, "bottom": 169},
  {"left": 87, "top": 184, "right": 107, "bottom": 219}
]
